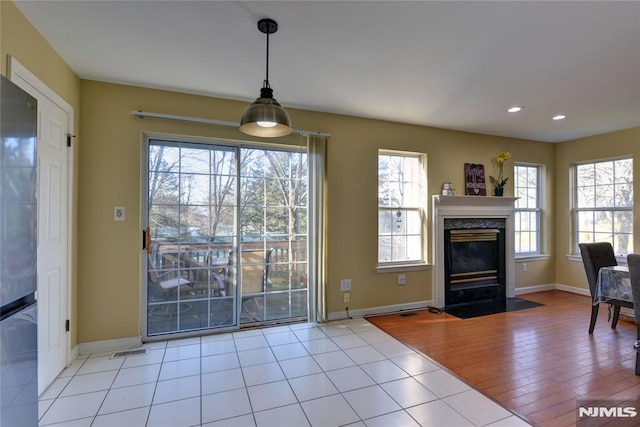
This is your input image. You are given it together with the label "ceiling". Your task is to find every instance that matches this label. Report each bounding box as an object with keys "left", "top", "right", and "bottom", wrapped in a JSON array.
[{"left": 14, "top": 1, "right": 640, "bottom": 142}]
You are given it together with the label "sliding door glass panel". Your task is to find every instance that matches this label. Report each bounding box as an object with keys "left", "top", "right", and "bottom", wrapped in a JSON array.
[
  {"left": 147, "top": 141, "right": 238, "bottom": 336},
  {"left": 145, "top": 139, "right": 309, "bottom": 337},
  {"left": 239, "top": 148, "right": 308, "bottom": 325}
]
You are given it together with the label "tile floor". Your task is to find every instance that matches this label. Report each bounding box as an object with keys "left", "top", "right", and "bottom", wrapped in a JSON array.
[{"left": 38, "top": 318, "right": 531, "bottom": 427}]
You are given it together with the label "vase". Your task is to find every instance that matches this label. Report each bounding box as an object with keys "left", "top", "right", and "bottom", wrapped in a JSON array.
[{"left": 493, "top": 187, "right": 504, "bottom": 197}]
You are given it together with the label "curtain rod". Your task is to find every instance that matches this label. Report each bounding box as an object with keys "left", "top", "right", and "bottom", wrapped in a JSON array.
[{"left": 131, "top": 110, "right": 331, "bottom": 138}]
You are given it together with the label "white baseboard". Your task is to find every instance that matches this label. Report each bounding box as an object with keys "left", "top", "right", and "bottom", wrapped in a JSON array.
[
  {"left": 69, "top": 345, "right": 79, "bottom": 363},
  {"left": 77, "top": 336, "right": 142, "bottom": 355},
  {"left": 554, "top": 283, "right": 591, "bottom": 297},
  {"left": 327, "top": 300, "right": 432, "bottom": 321},
  {"left": 327, "top": 284, "right": 596, "bottom": 321},
  {"left": 515, "top": 284, "right": 556, "bottom": 295}
]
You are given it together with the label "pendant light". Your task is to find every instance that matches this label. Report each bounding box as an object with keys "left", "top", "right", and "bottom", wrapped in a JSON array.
[{"left": 240, "top": 18, "right": 292, "bottom": 138}]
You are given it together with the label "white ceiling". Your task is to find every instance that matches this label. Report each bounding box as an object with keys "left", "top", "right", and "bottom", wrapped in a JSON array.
[{"left": 14, "top": 1, "right": 640, "bottom": 142}]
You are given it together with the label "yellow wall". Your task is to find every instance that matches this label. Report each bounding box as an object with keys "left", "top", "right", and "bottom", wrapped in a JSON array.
[
  {"left": 554, "top": 128, "right": 640, "bottom": 288},
  {"left": 78, "top": 80, "right": 556, "bottom": 342},
  {"left": 6, "top": 0, "right": 637, "bottom": 347},
  {"left": 1, "top": 1, "right": 81, "bottom": 346}
]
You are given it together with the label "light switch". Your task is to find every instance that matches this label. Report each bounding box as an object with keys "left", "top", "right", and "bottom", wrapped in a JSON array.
[{"left": 114, "top": 206, "right": 125, "bottom": 221}]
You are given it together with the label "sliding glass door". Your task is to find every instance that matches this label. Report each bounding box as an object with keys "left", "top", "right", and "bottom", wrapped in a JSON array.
[{"left": 143, "top": 138, "right": 308, "bottom": 338}]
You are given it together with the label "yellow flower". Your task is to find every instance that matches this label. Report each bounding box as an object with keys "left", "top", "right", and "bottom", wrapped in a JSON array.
[
  {"left": 490, "top": 151, "right": 513, "bottom": 190},
  {"left": 496, "top": 152, "right": 512, "bottom": 165}
]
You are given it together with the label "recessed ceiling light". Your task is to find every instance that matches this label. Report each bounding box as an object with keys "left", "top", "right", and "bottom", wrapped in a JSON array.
[
  {"left": 507, "top": 106, "right": 524, "bottom": 113},
  {"left": 552, "top": 114, "right": 566, "bottom": 121}
]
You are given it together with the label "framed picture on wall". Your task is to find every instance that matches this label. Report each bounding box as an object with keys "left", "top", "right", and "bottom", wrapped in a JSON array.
[{"left": 464, "top": 163, "right": 487, "bottom": 196}]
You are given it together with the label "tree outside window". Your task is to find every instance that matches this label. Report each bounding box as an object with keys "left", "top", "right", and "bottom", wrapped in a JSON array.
[
  {"left": 574, "top": 158, "right": 633, "bottom": 255},
  {"left": 378, "top": 151, "right": 426, "bottom": 264}
]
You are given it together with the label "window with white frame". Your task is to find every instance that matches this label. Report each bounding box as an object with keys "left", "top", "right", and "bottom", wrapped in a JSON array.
[
  {"left": 514, "top": 164, "right": 542, "bottom": 254},
  {"left": 574, "top": 157, "right": 633, "bottom": 255},
  {"left": 378, "top": 151, "right": 426, "bottom": 264}
]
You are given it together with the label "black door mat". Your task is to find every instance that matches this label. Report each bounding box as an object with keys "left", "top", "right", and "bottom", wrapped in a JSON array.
[{"left": 445, "top": 298, "right": 543, "bottom": 319}]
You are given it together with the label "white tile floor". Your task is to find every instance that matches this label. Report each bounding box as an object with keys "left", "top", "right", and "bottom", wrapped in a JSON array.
[{"left": 38, "top": 318, "right": 531, "bottom": 427}]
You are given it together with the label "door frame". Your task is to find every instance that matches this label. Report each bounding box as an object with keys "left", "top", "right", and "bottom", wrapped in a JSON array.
[
  {"left": 8, "top": 57, "right": 74, "bottom": 384},
  {"left": 140, "top": 133, "right": 313, "bottom": 340},
  {"left": 140, "top": 135, "right": 242, "bottom": 340}
]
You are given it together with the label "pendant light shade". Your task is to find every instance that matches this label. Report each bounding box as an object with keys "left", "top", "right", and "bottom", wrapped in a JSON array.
[{"left": 240, "top": 18, "right": 292, "bottom": 138}]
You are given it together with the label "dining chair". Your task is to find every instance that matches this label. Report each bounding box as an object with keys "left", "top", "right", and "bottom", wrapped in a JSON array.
[
  {"left": 626, "top": 254, "right": 640, "bottom": 375},
  {"left": 579, "top": 242, "right": 625, "bottom": 333},
  {"left": 147, "top": 252, "right": 193, "bottom": 315},
  {"left": 240, "top": 248, "right": 273, "bottom": 322}
]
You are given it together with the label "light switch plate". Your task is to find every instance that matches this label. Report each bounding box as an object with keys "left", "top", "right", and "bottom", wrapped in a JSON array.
[{"left": 114, "top": 206, "right": 125, "bottom": 221}]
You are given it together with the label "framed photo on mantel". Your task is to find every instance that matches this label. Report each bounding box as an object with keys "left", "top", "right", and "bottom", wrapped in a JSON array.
[{"left": 464, "top": 163, "right": 487, "bottom": 196}]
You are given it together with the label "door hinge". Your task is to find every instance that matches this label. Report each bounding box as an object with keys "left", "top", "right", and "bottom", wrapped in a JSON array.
[
  {"left": 67, "top": 133, "right": 76, "bottom": 147},
  {"left": 65, "top": 319, "right": 70, "bottom": 332}
]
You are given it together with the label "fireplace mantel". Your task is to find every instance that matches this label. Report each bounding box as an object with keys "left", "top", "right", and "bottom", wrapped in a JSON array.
[{"left": 432, "top": 195, "right": 518, "bottom": 308}]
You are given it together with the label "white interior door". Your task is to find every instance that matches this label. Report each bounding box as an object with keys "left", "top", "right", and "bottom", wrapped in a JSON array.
[
  {"left": 35, "top": 95, "right": 69, "bottom": 393},
  {"left": 9, "top": 58, "right": 71, "bottom": 395}
]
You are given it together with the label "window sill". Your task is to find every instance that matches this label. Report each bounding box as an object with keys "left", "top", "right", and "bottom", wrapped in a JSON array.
[
  {"left": 515, "top": 254, "right": 550, "bottom": 262},
  {"left": 376, "top": 263, "right": 431, "bottom": 273}
]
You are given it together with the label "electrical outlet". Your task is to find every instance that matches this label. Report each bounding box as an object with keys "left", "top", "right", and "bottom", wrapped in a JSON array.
[
  {"left": 340, "top": 279, "right": 352, "bottom": 291},
  {"left": 522, "top": 263, "right": 528, "bottom": 273},
  {"left": 397, "top": 274, "right": 406, "bottom": 285},
  {"left": 344, "top": 292, "right": 350, "bottom": 303}
]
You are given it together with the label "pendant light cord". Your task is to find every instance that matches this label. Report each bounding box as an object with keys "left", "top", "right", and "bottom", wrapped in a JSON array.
[{"left": 264, "top": 30, "right": 270, "bottom": 89}]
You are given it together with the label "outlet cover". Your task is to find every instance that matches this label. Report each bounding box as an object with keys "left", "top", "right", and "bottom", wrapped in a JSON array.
[
  {"left": 340, "top": 279, "right": 352, "bottom": 291},
  {"left": 397, "top": 274, "right": 406, "bottom": 285},
  {"left": 344, "top": 293, "right": 350, "bottom": 303},
  {"left": 114, "top": 206, "right": 125, "bottom": 221}
]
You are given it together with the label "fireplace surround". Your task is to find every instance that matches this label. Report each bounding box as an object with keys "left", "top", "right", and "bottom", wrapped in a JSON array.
[{"left": 432, "top": 195, "right": 517, "bottom": 308}]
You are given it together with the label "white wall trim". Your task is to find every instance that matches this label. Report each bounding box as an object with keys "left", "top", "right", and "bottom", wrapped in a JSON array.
[
  {"left": 8, "top": 57, "right": 73, "bottom": 112},
  {"left": 77, "top": 337, "right": 143, "bottom": 355},
  {"left": 70, "top": 345, "right": 79, "bottom": 363},
  {"left": 326, "top": 300, "right": 432, "bottom": 321},
  {"left": 554, "top": 283, "right": 591, "bottom": 297},
  {"left": 327, "top": 283, "right": 596, "bottom": 322},
  {"left": 514, "top": 284, "right": 556, "bottom": 295}
]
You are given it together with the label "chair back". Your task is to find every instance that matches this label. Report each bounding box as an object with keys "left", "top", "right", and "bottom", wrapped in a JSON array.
[
  {"left": 240, "top": 248, "right": 273, "bottom": 294},
  {"left": 579, "top": 242, "right": 617, "bottom": 296},
  {"left": 147, "top": 252, "right": 161, "bottom": 285},
  {"left": 627, "top": 254, "right": 640, "bottom": 323}
]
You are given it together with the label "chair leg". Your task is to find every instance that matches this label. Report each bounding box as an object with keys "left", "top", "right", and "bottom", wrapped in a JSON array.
[
  {"left": 589, "top": 303, "right": 599, "bottom": 334},
  {"left": 636, "top": 325, "right": 640, "bottom": 376},
  {"left": 611, "top": 305, "right": 621, "bottom": 329}
]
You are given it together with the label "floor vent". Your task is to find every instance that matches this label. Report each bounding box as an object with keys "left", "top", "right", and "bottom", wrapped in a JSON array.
[
  {"left": 110, "top": 348, "right": 149, "bottom": 359},
  {"left": 399, "top": 312, "right": 418, "bottom": 317}
]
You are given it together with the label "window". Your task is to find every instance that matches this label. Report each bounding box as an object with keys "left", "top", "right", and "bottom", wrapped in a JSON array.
[
  {"left": 514, "top": 164, "right": 542, "bottom": 254},
  {"left": 574, "top": 158, "right": 633, "bottom": 255},
  {"left": 378, "top": 151, "right": 426, "bottom": 264}
]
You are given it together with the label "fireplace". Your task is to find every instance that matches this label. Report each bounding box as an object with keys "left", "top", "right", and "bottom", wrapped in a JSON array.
[
  {"left": 432, "top": 195, "right": 517, "bottom": 308},
  {"left": 444, "top": 220, "right": 506, "bottom": 306}
]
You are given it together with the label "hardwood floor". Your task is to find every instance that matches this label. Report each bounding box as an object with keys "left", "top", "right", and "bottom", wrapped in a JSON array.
[{"left": 366, "top": 291, "right": 640, "bottom": 427}]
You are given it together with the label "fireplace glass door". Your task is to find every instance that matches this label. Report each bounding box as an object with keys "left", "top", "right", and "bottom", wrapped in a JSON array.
[{"left": 445, "top": 228, "right": 506, "bottom": 306}]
